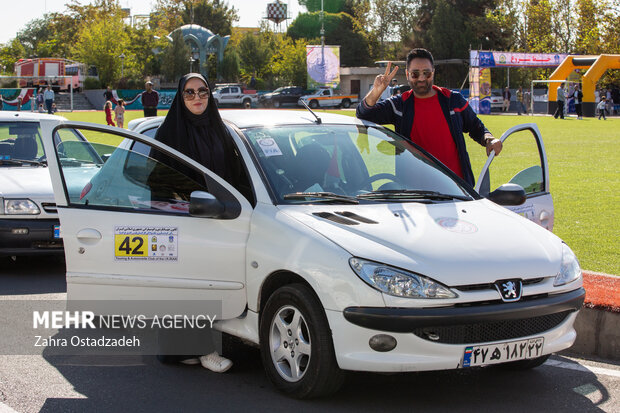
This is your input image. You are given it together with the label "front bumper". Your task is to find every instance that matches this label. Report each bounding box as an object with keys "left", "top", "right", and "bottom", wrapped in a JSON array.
[
  {"left": 328, "top": 288, "right": 584, "bottom": 372},
  {"left": 0, "top": 218, "right": 63, "bottom": 256}
]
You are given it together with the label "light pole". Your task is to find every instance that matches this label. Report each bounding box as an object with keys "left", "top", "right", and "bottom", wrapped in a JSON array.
[
  {"left": 189, "top": 55, "right": 196, "bottom": 73},
  {"left": 118, "top": 53, "right": 126, "bottom": 78}
]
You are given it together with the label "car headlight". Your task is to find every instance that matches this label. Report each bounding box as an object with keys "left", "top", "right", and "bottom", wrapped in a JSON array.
[
  {"left": 349, "top": 258, "right": 457, "bottom": 299},
  {"left": 4, "top": 199, "right": 40, "bottom": 215},
  {"left": 554, "top": 243, "right": 582, "bottom": 286}
]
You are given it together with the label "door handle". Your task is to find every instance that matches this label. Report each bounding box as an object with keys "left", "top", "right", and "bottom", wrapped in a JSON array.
[{"left": 76, "top": 228, "right": 102, "bottom": 244}]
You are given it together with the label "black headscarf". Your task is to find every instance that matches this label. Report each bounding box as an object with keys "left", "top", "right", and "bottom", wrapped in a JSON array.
[{"left": 154, "top": 73, "right": 241, "bottom": 186}]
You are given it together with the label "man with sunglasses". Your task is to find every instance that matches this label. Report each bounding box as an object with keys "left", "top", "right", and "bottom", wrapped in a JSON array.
[
  {"left": 356, "top": 48, "right": 502, "bottom": 186},
  {"left": 141, "top": 80, "right": 160, "bottom": 117}
]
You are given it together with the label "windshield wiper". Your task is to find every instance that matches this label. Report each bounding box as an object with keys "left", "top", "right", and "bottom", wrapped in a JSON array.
[
  {"left": 357, "top": 189, "right": 471, "bottom": 201},
  {"left": 283, "top": 191, "right": 359, "bottom": 204},
  {"left": 0, "top": 158, "right": 46, "bottom": 166}
]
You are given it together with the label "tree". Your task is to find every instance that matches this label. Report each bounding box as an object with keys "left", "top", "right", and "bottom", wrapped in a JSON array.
[
  {"left": 161, "top": 30, "right": 192, "bottom": 82},
  {"left": 270, "top": 37, "right": 308, "bottom": 87},
  {"left": 151, "top": 0, "right": 239, "bottom": 35},
  {"left": 220, "top": 48, "right": 241, "bottom": 82},
  {"left": 237, "top": 31, "right": 273, "bottom": 78},
  {"left": 574, "top": 0, "right": 603, "bottom": 53},
  {"left": 73, "top": 14, "right": 130, "bottom": 88},
  {"left": 299, "top": 0, "right": 346, "bottom": 13},
  {"left": 287, "top": 12, "right": 371, "bottom": 66}
]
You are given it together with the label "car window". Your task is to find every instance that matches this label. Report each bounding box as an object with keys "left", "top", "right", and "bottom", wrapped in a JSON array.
[
  {"left": 55, "top": 127, "right": 209, "bottom": 215},
  {"left": 0, "top": 122, "right": 44, "bottom": 162},
  {"left": 322, "top": 90, "right": 329, "bottom": 96},
  {"left": 221, "top": 87, "right": 229, "bottom": 94},
  {"left": 243, "top": 124, "right": 471, "bottom": 203},
  {"left": 482, "top": 129, "right": 545, "bottom": 196}
]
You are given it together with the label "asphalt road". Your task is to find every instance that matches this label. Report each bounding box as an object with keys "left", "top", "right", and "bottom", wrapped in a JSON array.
[{"left": 1, "top": 257, "right": 619, "bottom": 413}]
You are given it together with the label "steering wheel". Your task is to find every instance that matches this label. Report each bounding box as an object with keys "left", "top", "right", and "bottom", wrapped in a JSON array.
[{"left": 360, "top": 173, "right": 404, "bottom": 190}]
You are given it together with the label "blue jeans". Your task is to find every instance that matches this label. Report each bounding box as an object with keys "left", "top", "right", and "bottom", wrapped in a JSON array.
[{"left": 45, "top": 99, "right": 53, "bottom": 114}]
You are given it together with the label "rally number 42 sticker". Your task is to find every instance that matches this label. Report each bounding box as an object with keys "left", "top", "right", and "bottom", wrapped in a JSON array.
[{"left": 114, "top": 227, "right": 178, "bottom": 261}]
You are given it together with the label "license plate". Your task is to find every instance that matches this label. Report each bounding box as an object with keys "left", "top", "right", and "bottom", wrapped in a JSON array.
[
  {"left": 53, "top": 225, "right": 61, "bottom": 239},
  {"left": 462, "top": 337, "right": 544, "bottom": 367}
]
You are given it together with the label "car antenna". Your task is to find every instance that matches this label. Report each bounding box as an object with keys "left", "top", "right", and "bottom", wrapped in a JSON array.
[{"left": 300, "top": 99, "right": 322, "bottom": 124}]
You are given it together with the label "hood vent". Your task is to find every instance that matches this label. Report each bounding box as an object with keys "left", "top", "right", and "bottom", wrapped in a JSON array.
[
  {"left": 312, "top": 211, "right": 380, "bottom": 226},
  {"left": 313, "top": 212, "right": 359, "bottom": 225},
  {"left": 335, "top": 211, "right": 378, "bottom": 224}
]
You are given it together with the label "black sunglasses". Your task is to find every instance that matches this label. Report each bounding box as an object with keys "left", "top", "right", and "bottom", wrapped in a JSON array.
[{"left": 182, "top": 87, "right": 210, "bottom": 100}]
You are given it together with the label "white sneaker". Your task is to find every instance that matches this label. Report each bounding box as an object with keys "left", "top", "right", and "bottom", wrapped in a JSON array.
[
  {"left": 180, "top": 358, "right": 200, "bottom": 365},
  {"left": 199, "top": 352, "right": 233, "bottom": 373}
]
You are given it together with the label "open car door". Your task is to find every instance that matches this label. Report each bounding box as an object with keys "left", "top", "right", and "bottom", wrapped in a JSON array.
[
  {"left": 475, "top": 123, "right": 554, "bottom": 231},
  {"left": 39, "top": 120, "right": 252, "bottom": 318}
]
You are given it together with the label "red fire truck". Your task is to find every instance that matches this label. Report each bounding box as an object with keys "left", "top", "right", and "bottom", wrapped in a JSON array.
[{"left": 15, "top": 58, "right": 67, "bottom": 90}]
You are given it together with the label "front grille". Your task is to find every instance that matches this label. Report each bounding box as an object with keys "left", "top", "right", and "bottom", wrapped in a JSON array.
[
  {"left": 412, "top": 310, "right": 572, "bottom": 344},
  {"left": 454, "top": 277, "right": 545, "bottom": 292},
  {"left": 32, "top": 240, "right": 63, "bottom": 249},
  {"left": 41, "top": 203, "right": 57, "bottom": 213}
]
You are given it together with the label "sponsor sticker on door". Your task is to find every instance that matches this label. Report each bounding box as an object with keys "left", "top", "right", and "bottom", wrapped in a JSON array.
[{"left": 114, "top": 226, "right": 178, "bottom": 261}]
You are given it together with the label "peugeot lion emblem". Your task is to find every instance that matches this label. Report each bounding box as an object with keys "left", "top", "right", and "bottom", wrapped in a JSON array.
[{"left": 494, "top": 279, "right": 522, "bottom": 302}]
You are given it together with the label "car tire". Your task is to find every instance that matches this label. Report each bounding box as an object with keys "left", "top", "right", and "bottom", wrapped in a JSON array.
[
  {"left": 496, "top": 354, "right": 550, "bottom": 370},
  {"left": 243, "top": 99, "right": 252, "bottom": 109},
  {"left": 259, "top": 283, "right": 345, "bottom": 398},
  {"left": 273, "top": 100, "right": 280, "bottom": 108},
  {"left": 341, "top": 99, "right": 351, "bottom": 108},
  {"left": 309, "top": 100, "right": 319, "bottom": 109}
]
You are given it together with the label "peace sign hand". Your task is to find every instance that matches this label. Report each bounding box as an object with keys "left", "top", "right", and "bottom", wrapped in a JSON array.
[{"left": 365, "top": 62, "right": 399, "bottom": 106}]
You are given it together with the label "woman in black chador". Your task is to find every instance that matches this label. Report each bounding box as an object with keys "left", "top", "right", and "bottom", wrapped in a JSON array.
[
  {"left": 154, "top": 73, "right": 243, "bottom": 373},
  {"left": 154, "top": 73, "right": 245, "bottom": 188}
]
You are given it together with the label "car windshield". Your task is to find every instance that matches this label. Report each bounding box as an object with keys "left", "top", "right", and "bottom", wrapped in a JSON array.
[
  {"left": 272, "top": 87, "right": 285, "bottom": 93},
  {"left": 243, "top": 124, "right": 473, "bottom": 204},
  {"left": 0, "top": 122, "right": 46, "bottom": 166}
]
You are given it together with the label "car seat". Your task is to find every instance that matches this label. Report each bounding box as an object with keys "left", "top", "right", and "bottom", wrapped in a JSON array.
[
  {"left": 13, "top": 135, "right": 38, "bottom": 160},
  {"left": 0, "top": 142, "right": 13, "bottom": 158},
  {"left": 294, "top": 143, "right": 331, "bottom": 191}
]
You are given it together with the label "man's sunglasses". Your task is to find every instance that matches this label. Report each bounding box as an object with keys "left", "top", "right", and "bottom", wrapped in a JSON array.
[
  {"left": 182, "top": 87, "right": 210, "bottom": 100},
  {"left": 408, "top": 70, "right": 434, "bottom": 79}
]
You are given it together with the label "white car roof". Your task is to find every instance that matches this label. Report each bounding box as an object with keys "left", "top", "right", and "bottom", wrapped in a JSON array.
[
  {"left": 221, "top": 110, "right": 366, "bottom": 129},
  {"left": 129, "top": 110, "right": 368, "bottom": 133},
  {"left": 0, "top": 112, "right": 67, "bottom": 122}
]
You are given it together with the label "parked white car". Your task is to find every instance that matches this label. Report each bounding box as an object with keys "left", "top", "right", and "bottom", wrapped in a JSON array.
[
  {"left": 0, "top": 112, "right": 100, "bottom": 257},
  {"left": 40, "top": 110, "right": 584, "bottom": 398}
]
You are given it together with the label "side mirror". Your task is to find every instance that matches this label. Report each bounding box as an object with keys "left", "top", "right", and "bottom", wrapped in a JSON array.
[
  {"left": 189, "top": 191, "right": 225, "bottom": 218},
  {"left": 487, "top": 183, "right": 526, "bottom": 206}
]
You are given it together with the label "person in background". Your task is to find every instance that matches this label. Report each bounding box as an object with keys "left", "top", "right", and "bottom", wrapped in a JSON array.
[
  {"left": 356, "top": 48, "right": 501, "bottom": 187},
  {"left": 573, "top": 84, "right": 583, "bottom": 120},
  {"left": 141, "top": 80, "right": 159, "bottom": 117},
  {"left": 502, "top": 86, "right": 511, "bottom": 112},
  {"left": 114, "top": 99, "right": 126, "bottom": 128},
  {"left": 523, "top": 88, "right": 531, "bottom": 115},
  {"left": 597, "top": 96, "right": 607, "bottom": 120},
  {"left": 43, "top": 85, "right": 55, "bottom": 114},
  {"left": 38, "top": 104, "right": 45, "bottom": 113},
  {"left": 516, "top": 86, "right": 525, "bottom": 115},
  {"left": 0, "top": 94, "right": 4, "bottom": 111},
  {"left": 36, "top": 88, "right": 44, "bottom": 109},
  {"left": 51, "top": 103, "right": 58, "bottom": 113},
  {"left": 104, "top": 101, "right": 116, "bottom": 126},
  {"left": 103, "top": 86, "right": 114, "bottom": 102},
  {"left": 553, "top": 82, "right": 566, "bottom": 119},
  {"left": 16, "top": 96, "right": 22, "bottom": 111},
  {"left": 606, "top": 88, "right": 612, "bottom": 115}
]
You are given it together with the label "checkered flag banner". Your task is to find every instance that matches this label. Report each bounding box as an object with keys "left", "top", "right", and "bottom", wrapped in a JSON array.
[{"left": 267, "top": 1, "right": 287, "bottom": 24}]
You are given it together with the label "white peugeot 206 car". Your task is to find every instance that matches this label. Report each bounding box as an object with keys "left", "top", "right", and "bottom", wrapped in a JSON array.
[{"left": 40, "top": 110, "right": 584, "bottom": 398}]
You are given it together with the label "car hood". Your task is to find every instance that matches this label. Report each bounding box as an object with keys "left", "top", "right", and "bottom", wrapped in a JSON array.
[
  {"left": 0, "top": 166, "right": 52, "bottom": 198},
  {"left": 278, "top": 199, "right": 562, "bottom": 285}
]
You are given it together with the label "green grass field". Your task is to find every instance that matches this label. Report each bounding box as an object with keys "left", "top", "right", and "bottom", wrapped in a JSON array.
[{"left": 59, "top": 109, "right": 619, "bottom": 275}]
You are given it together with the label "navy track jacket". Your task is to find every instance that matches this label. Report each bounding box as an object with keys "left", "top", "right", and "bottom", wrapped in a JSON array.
[{"left": 356, "top": 85, "right": 489, "bottom": 186}]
